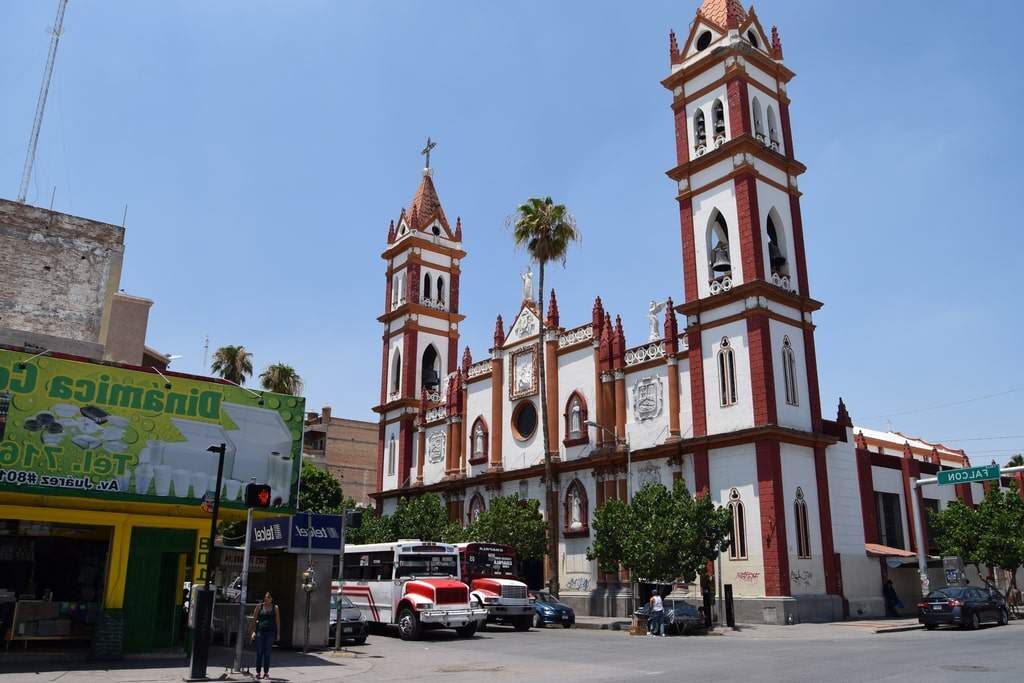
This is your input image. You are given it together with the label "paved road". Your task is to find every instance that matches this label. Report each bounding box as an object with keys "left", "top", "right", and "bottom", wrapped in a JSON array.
[{"left": 0, "top": 621, "right": 1019, "bottom": 682}]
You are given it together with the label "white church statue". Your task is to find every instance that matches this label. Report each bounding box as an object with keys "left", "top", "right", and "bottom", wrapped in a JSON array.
[
  {"left": 568, "top": 488, "right": 583, "bottom": 529},
  {"left": 648, "top": 299, "right": 667, "bottom": 342},
  {"left": 522, "top": 266, "right": 534, "bottom": 303}
]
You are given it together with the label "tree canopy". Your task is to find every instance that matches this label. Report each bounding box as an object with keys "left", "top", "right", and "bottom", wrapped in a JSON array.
[
  {"left": 259, "top": 363, "right": 304, "bottom": 396},
  {"left": 210, "top": 345, "right": 253, "bottom": 385},
  {"left": 587, "top": 481, "right": 733, "bottom": 584},
  {"left": 297, "top": 462, "right": 344, "bottom": 514},
  {"left": 463, "top": 495, "right": 547, "bottom": 562}
]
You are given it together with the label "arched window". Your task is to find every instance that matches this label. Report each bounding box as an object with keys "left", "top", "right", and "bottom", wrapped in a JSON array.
[
  {"left": 794, "top": 487, "right": 811, "bottom": 558},
  {"left": 694, "top": 109, "right": 707, "bottom": 151},
  {"left": 712, "top": 99, "right": 726, "bottom": 141},
  {"left": 708, "top": 211, "right": 731, "bottom": 280},
  {"left": 467, "top": 493, "right": 486, "bottom": 523},
  {"left": 469, "top": 417, "right": 488, "bottom": 464},
  {"left": 766, "top": 211, "right": 788, "bottom": 276},
  {"left": 421, "top": 345, "right": 440, "bottom": 391},
  {"left": 422, "top": 272, "right": 433, "bottom": 302},
  {"left": 563, "top": 391, "right": 589, "bottom": 446},
  {"left": 435, "top": 276, "right": 446, "bottom": 305},
  {"left": 746, "top": 29, "right": 759, "bottom": 49},
  {"left": 752, "top": 97, "right": 765, "bottom": 141},
  {"left": 728, "top": 488, "right": 747, "bottom": 560},
  {"left": 563, "top": 479, "right": 589, "bottom": 537},
  {"left": 718, "top": 337, "right": 737, "bottom": 407},
  {"left": 390, "top": 349, "right": 402, "bottom": 396},
  {"left": 766, "top": 106, "right": 780, "bottom": 150},
  {"left": 782, "top": 336, "right": 798, "bottom": 406},
  {"left": 387, "top": 435, "right": 396, "bottom": 476}
]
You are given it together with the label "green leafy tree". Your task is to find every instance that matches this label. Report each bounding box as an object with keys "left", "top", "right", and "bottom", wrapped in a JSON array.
[
  {"left": 976, "top": 483, "right": 1024, "bottom": 589},
  {"left": 210, "top": 345, "right": 254, "bottom": 385},
  {"left": 297, "top": 462, "right": 344, "bottom": 513},
  {"left": 1007, "top": 453, "right": 1024, "bottom": 468},
  {"left": 392, "top": 493, "right": 462, "bottom": 543},
  {"left": 464, "top": 495, "right": 547, "bottom": 562},
  {"left": 930, "top": 500, "right": 984, "bottom": 575},
  {"left": 346, "top": 510, "right": 396, "bottom": 545},
  {"left": 509, "top": 196, "right": 580, "bottom": 595},
  {"left": 587, "top": 481, "right": 732, "bottom": 585},
  {"left": 259, "top": 363, "right": 304, "bottom": 396}
]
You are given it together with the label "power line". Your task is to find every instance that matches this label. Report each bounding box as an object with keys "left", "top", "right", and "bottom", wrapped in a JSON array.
[{"left": 860, "top": 387, "right": 1023, "bottom": 421}]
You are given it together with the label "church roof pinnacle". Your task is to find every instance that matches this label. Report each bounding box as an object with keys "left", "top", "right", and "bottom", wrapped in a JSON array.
[{"left": 698, "top": 0, "right": 747, "bottom": 31}]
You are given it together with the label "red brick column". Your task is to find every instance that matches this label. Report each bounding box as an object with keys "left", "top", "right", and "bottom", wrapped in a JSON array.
[
  {"left": 490, "top": 356, "right": 503, "bottom": 471},
  {"left": 545, "top": 336, "right": 560, "bottom": 458},
  {"left": 802, "top": 327, "right": 823, "bottom": 432},
  {"left": 746, "top": 313, "right": 777, "bottom": 426},
  {"left": 666, "top": 357, "right": 681, "bottom": 438},
  {"left": 376, "top": 422, "right": 385, "bottom": 494},
  {"left": 813, "top": 446, "right": 840, "bottom": 595},
  {"left": 693, "top": 447, "right": 710, "bottom": 498},
  {"left": 855, "top": 448, "right": 879, "bottom": 544},
  {"left": 954, "top": 483, "right": 974, "bottom": 506},
  {"left": 788, "top": 195, "right": 810, "bottom": 297},
  {"left": 415, "top": 425, "right": 425, "bottom": 485},
  {"left": 399, "top": 418, "right": 414, "bottom": 487},
  {"left": 687, "top": 329, "right": 706, "bottom": 437},
  {"left": 673, "top": 103, "right": 689, "bottom": 164},
  {"left": 756, "top": 440, "right": 790, "bottom": 596},
  {"left": 726, "top": 79, "right": 752, "bottom": 137},
  {"left": 401, "top": 330, "right": 418, "bottom": 397},
  {"left": 678, "top": 199, "right": 698, "bottom": 303},
  {"left": 735, "top": 174, "right": 764, "bottom": 281}
]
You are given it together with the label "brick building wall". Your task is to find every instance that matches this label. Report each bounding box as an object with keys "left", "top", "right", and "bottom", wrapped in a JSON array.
[{"left": 303, "top": 407, "right": 377, "bottom": 505}]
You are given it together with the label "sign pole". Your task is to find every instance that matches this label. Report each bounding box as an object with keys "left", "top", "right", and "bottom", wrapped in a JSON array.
[
  {"left": 188, "top": 443, "right": 226, "bottom": 681},
  {"left": 232, "top": 504, "right": 255, "bottom": 673},
  {"left": 333, "top": 510, "right": 346, "bottom": 651},
  {"left": 909, "top": 477, "right": 930, "bottom": 599}
]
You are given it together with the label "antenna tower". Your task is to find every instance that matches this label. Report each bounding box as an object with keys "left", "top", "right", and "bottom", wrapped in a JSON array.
[{"left": 17, "top": 0, "right": 70, "bottom": 204}]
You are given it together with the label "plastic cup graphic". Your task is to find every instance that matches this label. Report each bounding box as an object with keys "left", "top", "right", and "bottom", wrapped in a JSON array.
[
  {"left": 190, "top": 472, "right": 209, "bottom": 499},
  {"left": 224, "top": 478, "right": 242, "bottom": 501},
  {"left": 134, "top": 465, "right": 154, "bottom": 495},
  {"left": 115, "top": 473, "right": 130, "bottom": 493},
  {"left": 172, "top": 469, "right": 191, "bottom": 498},
  {"left": 154, "top": 465, "right": 173, "bottom": 496}
]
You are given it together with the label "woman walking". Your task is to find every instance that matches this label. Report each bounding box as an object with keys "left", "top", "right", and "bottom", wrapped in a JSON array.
[{"left": 250, "top": 592, "right": 280, "bottom": 680}]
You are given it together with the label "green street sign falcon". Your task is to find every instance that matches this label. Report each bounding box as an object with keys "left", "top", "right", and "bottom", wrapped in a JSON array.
[{"left": 936, "top": 464, "right": 1001, "bottom": 486}]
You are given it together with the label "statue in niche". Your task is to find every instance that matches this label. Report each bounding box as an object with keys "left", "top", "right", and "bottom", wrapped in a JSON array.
[
  {"left": 473, "top": 423, "right": 485, "bottom": 458},
  {"left": 648, "top": 299, "right": 667, "bottom": 342},
  {"left": 569, "top": 398, "right": 582, "bottom": 437},
  {"left": 568, "top": 487, "right": 583, "bottom": 529}
]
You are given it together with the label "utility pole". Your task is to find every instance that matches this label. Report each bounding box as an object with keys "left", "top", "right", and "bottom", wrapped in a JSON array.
[
  {"left": 232, "top": 501, "right": 255, "bottom": 673},
  {"left": 18, "top": 0, "right": 69, "bottom": 204}
]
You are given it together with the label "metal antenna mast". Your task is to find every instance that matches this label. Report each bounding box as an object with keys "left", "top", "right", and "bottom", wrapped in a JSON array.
[{"left": 17, "top": 0, "right": 70, "bottom": 204}]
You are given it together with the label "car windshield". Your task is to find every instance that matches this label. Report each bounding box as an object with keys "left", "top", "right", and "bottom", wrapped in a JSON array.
[
  {"left": 536, "top": 591, "right": 565, "bottom": 605},
  {"left": 396, "top": 553, "right": 458, "bottom": 578},
  {"left": 929, "top": 587, "right": 967, "bottom": 599}
]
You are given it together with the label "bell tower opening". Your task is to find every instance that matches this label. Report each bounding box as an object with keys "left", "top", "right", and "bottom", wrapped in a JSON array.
[
  {"left": 708, "top": 211, "right": 732, "bottom": 284},
  {"left": 421, "top": 344, "right": 441, "bottom": 392}
]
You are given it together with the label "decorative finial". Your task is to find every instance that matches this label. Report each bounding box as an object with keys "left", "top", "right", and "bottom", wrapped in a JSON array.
[
  {"left": 462, "top": 346, "right": 472, "bottom": 372},
  {"left": 664, "top": 297, "right": 679, "bottom": 352},
  {"left": 771, "top": 25, "right": 783, "bottom": 59},
  {"left": 725, "top": 1, "right": 741, "bottom": 29},
  {"left": 669, "top": 30, "right": 679, "bottom": 63},
  {"left": 421, "top": 136, "right": 437, "bottom": 170},
  {"left": 613, "top": 315, "right": 626, "bottom": 368},
  {"left": 494, "top": 314, "right": 505, "bottom": 348},
  {"left": 546, "top": 290, "right": 560, "bottom": 328},
  {"left": 387, "top": 220, "right": 396, "bottom": 243},
  {"left": 454, "top": 216, "right": 463, "bottom": 241},
  {"left": 592, "top": 296, "right": 605, "bottom": 334},
  {"left": 836, "top": 397, "right": 852, "bottom": 428}
]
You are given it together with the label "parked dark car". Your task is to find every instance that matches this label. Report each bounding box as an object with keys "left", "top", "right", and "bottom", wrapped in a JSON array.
[
  {"left": 329, "top": 594, "right": 369, "bottom": 644},
  {"left": 531, "top": 591, "right": 575, "bottom": 628},
  {"left": 917, "top": 586, "right": 1009, "bottom": 630},
  {"left": 634, "top": 598, "right": 707, "bottom": 635}
]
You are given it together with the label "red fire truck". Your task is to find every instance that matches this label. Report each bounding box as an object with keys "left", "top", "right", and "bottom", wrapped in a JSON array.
[
  {"left": 456, "top": 543, "right": 534, "bottom": 631},
  {"left": 341, "top": 540, "right": 487, "bottom": 641}
]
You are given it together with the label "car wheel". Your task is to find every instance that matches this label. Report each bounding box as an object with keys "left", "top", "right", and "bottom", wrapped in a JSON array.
[
  {"left": 924, "top": 624, "right": 937, "bottom": 631},
  {"left": 398, "top": 607, "right": 422, "bottom": 641},
  {"left": 998, "top": 609, "right": 1009, "bottom": 626},
  {"left": 513, "top": 616, "right": 531, "bottom": 632},
  {"left": 970, "top": 611, "right": 981, "bottom": 630},
  {"left": 353, "top": 635, "right": 367, "bottom": 645},
  {"left": 455, "top": 622, "right": 478, "bottom": 638},
  {"left": 562, "top": 622, "right": 572, "bottom": 629},
  {"left": 534, "top": 614, "right": 546, "bottom": 629}
]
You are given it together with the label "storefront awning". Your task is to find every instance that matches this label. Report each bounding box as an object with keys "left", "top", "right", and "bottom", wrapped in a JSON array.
[{"left": 864, "top": 543, "right": 916, "bottom": 558}]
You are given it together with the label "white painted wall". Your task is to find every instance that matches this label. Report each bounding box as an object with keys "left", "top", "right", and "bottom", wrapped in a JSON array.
[
  {"left": 702, "top": 320, "right": 753, "bottom": 434},
  {"left": 780, "top": 444, "right": 826, "bottom": 595},
  {"left": 465, "top": 377, "right": 492, "bottom": 478},
  {"left": 825, "top": 440, "right": 865, "bottom": 554},
  {"left": 709, "top": 444, "right": 764, "bottom": 596},
  {"left": 624, "top": 363, "right": 671, "bottom": 451},
  {"left": 557, "top": 346, "right": 598, "bottom": 461},
  {"left": 768, "top": 318, "right": 812, "bottom": 432}
]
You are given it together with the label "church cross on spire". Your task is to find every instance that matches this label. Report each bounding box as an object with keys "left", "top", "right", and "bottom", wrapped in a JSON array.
[{"left": 421, "top": 136, "right": 437, "bottom": 169}]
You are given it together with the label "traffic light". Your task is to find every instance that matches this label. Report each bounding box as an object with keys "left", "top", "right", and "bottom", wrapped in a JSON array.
[{"left": 245, "top": 483, "right": 272, "bottom": 508}]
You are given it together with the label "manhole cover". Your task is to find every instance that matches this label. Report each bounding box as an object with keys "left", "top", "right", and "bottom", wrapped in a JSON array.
[
  {"left": 940, "top": 665, "right": 994, "bottom": 673},
  {"left": 437, "top": 665, "right": 505, "bottom": 673}
]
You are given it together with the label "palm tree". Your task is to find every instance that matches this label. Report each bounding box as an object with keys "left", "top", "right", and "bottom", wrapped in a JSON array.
[
  {"left": 260, "top": 363, "right": 304, "bottom": 396},
  {"left": 510, "top": 196, "right": 580, "bottom": 597},
  {"left": 210, "top": 345, "right": 254, "bottom": 385},
  {"left": 1008, "top": 453, "right": 1024, "bottom": 468}
]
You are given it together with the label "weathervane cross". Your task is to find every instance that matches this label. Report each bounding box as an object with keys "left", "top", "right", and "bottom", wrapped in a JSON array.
[{"left": 421, "top": 136, "right": 437, "bottom": 169}]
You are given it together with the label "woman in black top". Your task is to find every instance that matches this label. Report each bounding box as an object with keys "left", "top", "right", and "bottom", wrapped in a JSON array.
[{"left": 250, "top": 592, "right": 280, "bottom": 679}]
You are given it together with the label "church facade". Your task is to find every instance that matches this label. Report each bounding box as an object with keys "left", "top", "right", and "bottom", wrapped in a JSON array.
[{"left": 370, "top": 0, "right": 1013, "bottom": 623}]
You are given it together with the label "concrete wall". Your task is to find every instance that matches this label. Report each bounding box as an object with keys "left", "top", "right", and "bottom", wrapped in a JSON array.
[
  {"left": 0, "top": 198, "right": 125, "bottom": 351},
  {"left": 104, "top": 292, "right": 153, "bottom": 366}
]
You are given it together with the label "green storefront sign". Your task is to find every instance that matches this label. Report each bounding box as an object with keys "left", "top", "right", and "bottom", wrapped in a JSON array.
[
  {"left": 936, "top": 464, "right": 1001, "bottom": 486},
  {"left": 0, "top": 348, "right": 305, "bottom": 510}
]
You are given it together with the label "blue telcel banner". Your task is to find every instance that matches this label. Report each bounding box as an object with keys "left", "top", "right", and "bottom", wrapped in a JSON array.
[{"left": 250, "top": 513, "right": 342, "bottom": 555}]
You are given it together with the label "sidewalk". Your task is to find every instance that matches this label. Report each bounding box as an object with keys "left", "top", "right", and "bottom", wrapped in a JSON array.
[{"left": 571, "top": 615, "right": 923, "bottom": 636}]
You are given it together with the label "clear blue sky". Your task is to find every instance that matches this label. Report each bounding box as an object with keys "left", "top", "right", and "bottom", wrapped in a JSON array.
[{"left": 2, "top": 1, "right": 1022, "bottom": 464}]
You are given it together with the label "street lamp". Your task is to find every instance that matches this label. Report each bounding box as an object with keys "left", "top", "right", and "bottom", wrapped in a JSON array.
[
  {"left": 586, "top": 420, "right": 631, "bottom": 502},
  {"left": 188, "top": 443, "right": 227, "bottom": 682}
]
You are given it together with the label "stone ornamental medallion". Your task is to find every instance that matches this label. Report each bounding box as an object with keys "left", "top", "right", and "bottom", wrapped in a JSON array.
[
  {"left": 427, "top": 432, "right": 446, "bottom": 463},
  {"left": 632, "top": 376, "right": 663, "bottom": 422}
]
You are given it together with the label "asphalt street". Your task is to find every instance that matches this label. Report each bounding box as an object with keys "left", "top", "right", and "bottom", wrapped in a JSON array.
[{"left": 0, "top": 621, "right": 1019, "bottom": 682}]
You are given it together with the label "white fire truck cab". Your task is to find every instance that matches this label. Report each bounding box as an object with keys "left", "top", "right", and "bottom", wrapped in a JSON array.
[
  {"left": 341, "top": 540, "right": 487, "bottom": 641},
  {"left": 455, "top": 542, "right": 534, "bottom": 631}
]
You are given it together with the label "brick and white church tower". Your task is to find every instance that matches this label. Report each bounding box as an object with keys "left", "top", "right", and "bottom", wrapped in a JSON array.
[{"left": 370, "top": 0, "right": 1012, "bottom": 623}]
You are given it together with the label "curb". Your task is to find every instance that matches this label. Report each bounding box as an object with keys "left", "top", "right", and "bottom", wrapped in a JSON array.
[
  {"left": 571, "top": 620, "right": 631, "bottom": 631},
  {"left": 875, "top": 624, "right": 924, "bottom": 634}
]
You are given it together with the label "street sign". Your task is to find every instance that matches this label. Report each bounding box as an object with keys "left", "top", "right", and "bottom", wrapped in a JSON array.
[{"left": 937, "top": 464, "right": 1000, "bottom": 486}]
